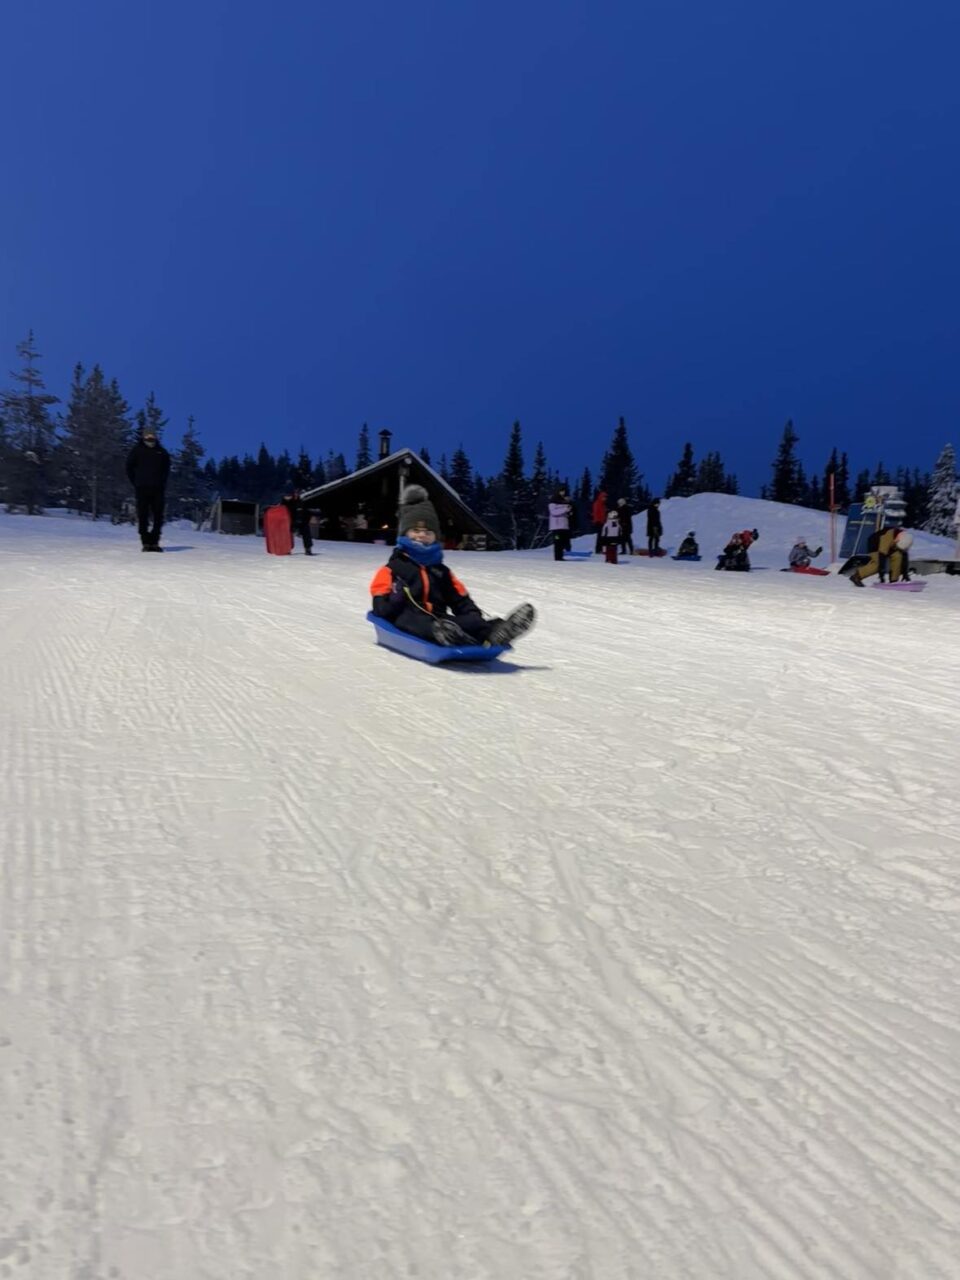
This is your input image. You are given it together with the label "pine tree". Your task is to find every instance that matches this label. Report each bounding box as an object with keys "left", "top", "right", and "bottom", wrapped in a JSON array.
[
  {"left": 171, "top": 416, "right": 208, "bottom": 524},
  {"left": 853, "top": 468, "right": 871, "bottom": 502},
  {"left": 770, "top": 420, "right": 802, "bottom": 504},
  {"left": 575, "top": 467, "right": 593, "bottom": 533},
  {"left": 356, "top": 422, "right": 372, "bottom": 471},
  {"left": 598, "top": 416, "right": 640, "bottom": 504},
  {"left": 489, "top": 421, "right": 529, "bottom": 547},
  {"left": 804, "top": 472, "right": 823, "bottom": 510},
  {"left": 325, "top": 451, "right": 347, "bottom": 481},
  {"left": 255, "top": 443, "right": 276, "bottom": 498},
  {"left": 293, "top": 448, "right": 313, "bottom": 489},
  {"left": 1, "top": 330, "right": 60, "bottom": 512},
  {"left": 501, "top": 421, "right": 524, "bottom": 492},
  {"left": 795, "top": 462, "right": 808, "bottom": 506},
  {"left": 419, "top": 446, "right": 432, "bottom": 466},
  {"left": 665, "top": 441, "right": 697, "bottom": 498},
  {"left": 923, "top": 443, "right": 958, "bottom": 536},
  {"left": 871, "top": 461, "right": 891, "bottom": 486},
  {"left": 529, "top": 441, "right": 549, "bottom": 510},
  {"left": 58, "top": 364, "right": 132, "bottom": 518},
  {"left": 695, "top": 451, "right": 731, "bottom": 494},
  {"left": 438, "top": 452, "right": 450, "bottom": 482},
  {"left": 897, "top": 465, "right": 930, "bottom": 529},
  {"left": 836, "top": 452, "right": 851, "bottom": 509},
  {"left": 448, "top": 445, "right": 473, "bottom": 504},
  {"left": 136, "top": 390, "right": 168, "bottom": 442}
]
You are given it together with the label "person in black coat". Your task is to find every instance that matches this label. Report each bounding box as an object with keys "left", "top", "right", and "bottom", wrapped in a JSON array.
[
  {"left": 646, "top": 498, "right": 663, "bottom": 555},
  {"left": 281, "top": 487, "right": 314, "bottom": 555},
  {"left": 616, "top": 498, "right": 634, "bottom": 555},
  {"left": 126, "top": 430, "right": 171, "bottom": 551}
]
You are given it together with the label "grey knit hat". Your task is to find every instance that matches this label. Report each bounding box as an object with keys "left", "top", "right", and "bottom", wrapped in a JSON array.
[{"left": 399, "top": 484, "right": 441, "bottom": 538}]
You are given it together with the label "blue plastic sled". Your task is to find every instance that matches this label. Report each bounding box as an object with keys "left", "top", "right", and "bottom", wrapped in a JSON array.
[
  {"left": 671, "top": 554, "right": 702, "bottom": 561},
  {"left": 366, "top": 612, "right": 510, "bottom": 664}
]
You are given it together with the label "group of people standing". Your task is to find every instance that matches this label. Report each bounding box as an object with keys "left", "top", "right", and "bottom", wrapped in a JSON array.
[{"left": 547, "top": 488, "right": 665, "bottom": 561}]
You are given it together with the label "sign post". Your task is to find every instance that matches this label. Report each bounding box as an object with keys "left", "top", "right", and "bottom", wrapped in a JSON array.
[{"left": 828, "top": 472, "right": 837, "bottom": 563}]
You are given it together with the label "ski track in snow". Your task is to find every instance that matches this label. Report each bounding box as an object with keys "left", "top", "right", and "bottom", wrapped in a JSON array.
[{"left": 1, "top": 507, "right": 960, "bottom": 1280}]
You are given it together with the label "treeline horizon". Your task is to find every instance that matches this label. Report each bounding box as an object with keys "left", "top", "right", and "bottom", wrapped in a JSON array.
[{"left": 1, "top": 331, "right": 956, "bottom": 543}]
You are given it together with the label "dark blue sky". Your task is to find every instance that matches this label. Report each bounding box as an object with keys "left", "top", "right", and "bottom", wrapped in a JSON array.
[{"left": 3, "top": 0, "right": 959, "bottom": 494}]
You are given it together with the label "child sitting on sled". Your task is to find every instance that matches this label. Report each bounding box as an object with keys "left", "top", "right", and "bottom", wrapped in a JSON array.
[
  {"left": 716, "top": 528, "right": 759, "bottom": 571},
  {"left": 788, "top": 537, "right": 822, "bottom": 568},
  {"left": 677, "top": 531, "right": 699, "bottom": 558},
  {"left": 370, "top": 486, "right": 536, "bottom": 646}
]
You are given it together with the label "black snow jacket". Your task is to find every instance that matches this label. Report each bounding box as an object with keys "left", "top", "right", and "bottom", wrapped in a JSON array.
[
  {"left": 126, "top": 441, "right": 171, "bottom": 490},
  {"left": 646, "top": 504, "right": 663, "bottom": 536},
  {"left": 371, "top": 548, "right": 485, "bottom": 626},
  {"left": 617, "top": 506, "right": 633, "bottom": 536}
]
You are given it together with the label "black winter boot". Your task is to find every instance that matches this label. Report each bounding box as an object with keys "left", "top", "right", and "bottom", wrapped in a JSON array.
[{"left": 486, "top": 603, "right": 536, "bottom": 646}]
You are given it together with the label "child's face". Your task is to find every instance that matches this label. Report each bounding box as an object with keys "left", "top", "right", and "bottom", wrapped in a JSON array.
[{"left": 405, "top": 524, "right": 436, "bottom": 545}]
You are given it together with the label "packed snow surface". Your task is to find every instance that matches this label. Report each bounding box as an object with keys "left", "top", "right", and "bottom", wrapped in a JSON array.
[{"left": 2, "top": 496, "right": 959, "bottom": 1280}]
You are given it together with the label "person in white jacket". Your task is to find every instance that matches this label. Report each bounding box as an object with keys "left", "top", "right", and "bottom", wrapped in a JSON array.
[
  {"left": 601, "top": 509, "right": 620, "bottom": 547},
  {"left": 548, "top": 488, "right": 573, "bottom": 561}
]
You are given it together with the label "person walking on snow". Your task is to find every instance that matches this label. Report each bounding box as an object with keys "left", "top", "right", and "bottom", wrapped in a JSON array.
[
  {"left": 370, "top": 486, "right": 536, "bottom": 646},
  {"left": 591, "top": 488, "right": 608, "bottom": 554},
  {"left": 646, "top": 498, "right": 663, "bottom": 555},
  {"left": 126, "top": 428, "right": 171, "bottom": 551},
  {"left": 548, "top": 488, "right": 573, "bottom": 561},
  {"left": 616, "top": 498, "right": 634, "bottom": 555},
  {"left": 788, "top": 537, "right": 822, "bottom": 569}
]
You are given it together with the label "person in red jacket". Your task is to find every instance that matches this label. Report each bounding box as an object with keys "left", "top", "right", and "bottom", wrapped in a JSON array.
[
  {"left": 370, "top": 486, "right": 536, "bottom": 646},
  {"left": 591, "top": 489, "right": 608, "bottom": 554}
]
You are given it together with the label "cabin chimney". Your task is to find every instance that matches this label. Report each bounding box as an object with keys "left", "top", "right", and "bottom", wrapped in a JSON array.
[{"left": 378, "top": 429, "right": 392, "bottom": 460}]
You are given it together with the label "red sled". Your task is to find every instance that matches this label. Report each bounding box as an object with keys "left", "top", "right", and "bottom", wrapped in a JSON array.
[
  {"left": 783, "top": 565, "right": 830, "bottom": 576},
  {"left": 634, "top": 548, "right": 668, "bottom": 557},
  {"left": 264, "top": 505, "right": 293, "bottom": 555}
]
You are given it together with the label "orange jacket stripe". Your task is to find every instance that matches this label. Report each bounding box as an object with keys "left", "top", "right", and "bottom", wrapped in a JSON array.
[
  {"left": 419, "top": 566, "right": 433, "bottom": 612},
  {"left": 370, "top": 566, "right": 393, "bottom": 596},
  {"left": 449, "top": 572, "right": 469, "bottom": 597}
]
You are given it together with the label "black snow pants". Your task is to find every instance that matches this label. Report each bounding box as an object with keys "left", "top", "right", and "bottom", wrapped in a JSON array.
[{"left": 136, "top": 487, "right": 165, "bottom": 547}]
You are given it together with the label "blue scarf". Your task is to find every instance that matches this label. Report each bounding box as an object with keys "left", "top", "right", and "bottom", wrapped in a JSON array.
[{"left": 397, "top": 536, "right": 444, "bottom": 566}]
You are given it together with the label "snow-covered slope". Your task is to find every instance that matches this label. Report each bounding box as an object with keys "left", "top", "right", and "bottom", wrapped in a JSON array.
[
  {"left": 565, "top": 491, "right": 957, "bottom": 567},
  {"left": 2, "top": 509, "right": 959, "bottom": 1280}
]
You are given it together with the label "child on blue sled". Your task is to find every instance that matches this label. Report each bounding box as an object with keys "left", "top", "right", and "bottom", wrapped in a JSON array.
[{"left": 370, "top": 486, "right": 536, "bottom": 647}]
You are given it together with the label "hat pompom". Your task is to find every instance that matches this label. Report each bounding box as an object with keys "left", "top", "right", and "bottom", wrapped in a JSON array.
[{"left": 401, "top": 484, "right": 429, "bottom": 503}]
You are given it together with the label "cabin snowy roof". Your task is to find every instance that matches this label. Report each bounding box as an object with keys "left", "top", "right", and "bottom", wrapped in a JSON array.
[{"left": 300, "top": 448, "right": 498, "bottom": 542}]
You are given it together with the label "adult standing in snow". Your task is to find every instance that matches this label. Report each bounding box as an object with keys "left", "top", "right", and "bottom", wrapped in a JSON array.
[
  {"left": 646, "top": 498, "right": 663, "bottom": 555},
  {"left": 281, "top": 487, "right": 314, "bottom": 555},
  {"left": 591, "top": 488, "right": 608, "bottom": 554},
  {"left": 548, "top": 488, "right": 573, "bottom": 561},
  {"left": 616, "top": 498, "right": 634, "bottom": 556},
  {"left": 126, "top": 428, "right": 171, "bottom": 552}
]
